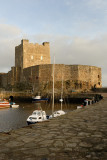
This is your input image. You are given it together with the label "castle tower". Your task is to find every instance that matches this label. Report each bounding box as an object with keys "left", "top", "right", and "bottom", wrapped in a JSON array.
[{"left": 15, "top": 39, "right": 51, "bottom": 69}]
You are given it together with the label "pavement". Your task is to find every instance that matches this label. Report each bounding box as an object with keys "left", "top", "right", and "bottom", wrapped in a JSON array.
[{"left": 0, "top": 98, "right": 107, "bottom": 160}]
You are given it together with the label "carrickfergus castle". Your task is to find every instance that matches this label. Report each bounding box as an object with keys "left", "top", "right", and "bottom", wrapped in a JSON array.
[{"left": 0, "top": 39, "right": 102, "bottom": 94}]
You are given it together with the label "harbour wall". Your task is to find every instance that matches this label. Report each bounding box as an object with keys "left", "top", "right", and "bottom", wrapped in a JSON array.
[
  {"left": 0, "top": 91, "right": 103, "bottom": 103},
  {"left": 0, "top": 91, "right": 32, "bottom": 101}
]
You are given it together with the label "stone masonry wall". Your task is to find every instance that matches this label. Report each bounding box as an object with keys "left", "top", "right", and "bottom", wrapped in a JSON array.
[
  {"left": 39, "top": 64, "right": 53, "bottom": 82},
  {"left": 90, "top": 66, "right": 102, "bottom": 88},
  {"left": 35, "top": 64, "right": 102, "bottom": 92},
  {"left": 15, "top": 39, "right": 50, "bottom": 69},
  {"left": 77, "top": 65, "right": 102, "bottom": 88},
  {"left": 11, "top": 67, "right": 21, "bottom": 85},
  {"left": 23, "top": 64, "right": 101, "bottom": 90},
  {"left": 23, "top": 65, "right": 39, "bottom": 85},
  {"left": 0, "top": 63, "right": 102, "bottom": 92},
  {"left": 5, "top": 67, "right": 21, "bottom": 86},
  {"left": 0, "top": 73, "right": 7, "bottom": 88},
  {"left": 15, "top": 42, "right": 23, "bottom": 68}
]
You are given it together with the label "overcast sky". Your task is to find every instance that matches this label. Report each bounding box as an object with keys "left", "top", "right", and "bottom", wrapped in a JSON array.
[{"left": 0, "top": 0, "right": 107, "bottom": 86}]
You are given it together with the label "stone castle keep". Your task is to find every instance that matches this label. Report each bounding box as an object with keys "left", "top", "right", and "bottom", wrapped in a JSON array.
[{"left": 0, "top": 39, "right": 102, "bottom": 93}]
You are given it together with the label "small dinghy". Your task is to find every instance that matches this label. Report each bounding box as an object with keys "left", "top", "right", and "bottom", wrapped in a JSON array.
[
  {"left": 11, "top": 104, "right": 19, "bottom": 108},
  {"left": 10, "top": 102, "right": 19, "bottom": 108}
]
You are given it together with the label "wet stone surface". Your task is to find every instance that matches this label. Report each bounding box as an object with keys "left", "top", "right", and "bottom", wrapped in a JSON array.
[{"left": 0, "top": 98, "right": 107, "bottom": 160}]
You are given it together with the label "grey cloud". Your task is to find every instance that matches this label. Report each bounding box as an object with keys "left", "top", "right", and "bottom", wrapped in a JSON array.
[
  {"left": 0, "top": 24, "right": 22, "bottom": 39},
  {"left": 0, "top": 24, "right": 22, "bottom": 72}
]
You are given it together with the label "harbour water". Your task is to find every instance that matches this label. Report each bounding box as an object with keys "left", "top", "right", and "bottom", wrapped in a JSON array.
[{"left": 0, "top": 101, "right": 79, "bottom": 132}]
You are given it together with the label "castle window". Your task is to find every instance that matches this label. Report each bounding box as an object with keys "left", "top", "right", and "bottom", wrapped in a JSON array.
[
  {"left": 98, "top": 75, "right": 100, "bottom": 78},
  {"left": 41, "top": 56, "right": 43, "bottom": 60},
  {"left": 98, "top": 82, "right": 100, "bottom": 85},
  {"left": 31, "top": 56, "right": 33, "bottom": 60}
]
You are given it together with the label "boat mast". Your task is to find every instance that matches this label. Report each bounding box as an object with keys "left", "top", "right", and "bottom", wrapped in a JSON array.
[
  {"left": 61, "top": 68, "right": 63, "bottom": 110},
  {"left": 52, "top": 55, "right": 55, "bottom": 117}
]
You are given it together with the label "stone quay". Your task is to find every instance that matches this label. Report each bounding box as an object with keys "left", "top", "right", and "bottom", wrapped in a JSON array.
[{"left": 0, "top": 97, "right": 107, "bottom": 160}]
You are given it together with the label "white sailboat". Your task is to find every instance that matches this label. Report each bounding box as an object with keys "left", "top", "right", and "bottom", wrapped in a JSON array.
[
  {"left": 56, "top": 68, "right": 66, "bottom": 117},
  {"left": 52, "top": 55, "right": 55, "bottom": 117},
  {"left": 50, "top": 57, "right": 66, "bottom": 118},
  {"left": 59, "top": 69, "right": 64, "bottom": 110}
]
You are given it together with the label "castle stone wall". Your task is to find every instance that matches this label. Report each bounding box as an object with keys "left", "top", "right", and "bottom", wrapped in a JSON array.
[
  {"left": 77, "top": 65, "right": 102, "bottom": 88},
  {"left": 90, "top": 67, "right": 102, "bottom": 88},
  {"left": 0, "top": 73, "right": 7, "bottom": 88},
  {"left": 35, "top": 64, "right": 102, "bottom": 91},
  {"left": 15, "top": 42, "right": 23, "bottom": 68},
  {"left": 11, "top": 67, "right": 21, "bottom": 85},
  {"left": 39, "top": 64, "right": 53, "bottom": 82},
  {"left": 7, "top": 71, "right": 11, "bottom": 85},
  {"left": 15, "top": 40, "right": 50, "bottom": 69},
  {"left": 23, "top": 65, "right": 40, "bottom": 84}
]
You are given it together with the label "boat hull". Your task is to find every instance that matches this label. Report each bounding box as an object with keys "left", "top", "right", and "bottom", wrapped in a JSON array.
[
  {"left": 26, "top": 110, "right": 48, "bottom": 125},
  {"left": 32, "top": 98, "right": 48, "bottom": 102},
  {"left": 0, "top": 105, "right": 10, "bottom": 108},
  {"left": 27, "top": 121, "right": 37, "bottom": 125},
  {"left": 11, "top": 105, "right": 19, "bottom": 108},
  {"left": 0, "top": 103, "right": 10, "bottom": 108}
]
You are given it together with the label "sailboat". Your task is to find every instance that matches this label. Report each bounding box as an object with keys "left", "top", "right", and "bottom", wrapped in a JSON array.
[
  {"left": 59, "top": 69, "right": 64, "bottom": 110},
  {"left": 53, "top": 68, "right": 66, "bottom": 117},
  {"left": 49, "top": 57, "right": 66, "bottom": 118}
]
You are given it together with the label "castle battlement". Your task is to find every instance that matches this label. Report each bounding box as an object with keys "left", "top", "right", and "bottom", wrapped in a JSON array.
[
  {"left": 21, "top": 39, "right": 29, "bottom": 44},
  {"left": 42, "top": 42, "right": 49, "bottom": 46}
]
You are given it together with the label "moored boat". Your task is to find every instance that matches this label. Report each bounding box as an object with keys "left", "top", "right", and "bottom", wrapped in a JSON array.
[
  {"left": 11, "top": 104, "right": 19, "bottom": 108},
  {"left": 27, "top": 109, "right": 49, "bottom": 125},
  {"left": 0, "top": 99, "right": 10, "bottom": 108},
  {"left": 9, "top": 101, "right": 19, "bottom": 108},
  {"left": 49, "top": 110, "right": 66, "bottom": 118},
  {"left": 32, "top": 96, "right": 48, "bottom": 102},
  {"left": 50, "top": 56, "right": 66, "bottom": 118}
]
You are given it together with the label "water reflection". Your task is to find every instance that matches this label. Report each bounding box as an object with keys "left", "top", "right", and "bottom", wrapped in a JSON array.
[{"left": 0, "top": 102, "right": 78, "bottom": 132}]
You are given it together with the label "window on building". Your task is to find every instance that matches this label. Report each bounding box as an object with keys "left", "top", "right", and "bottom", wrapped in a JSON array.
[
  {"left": 41, "top": 56, "right": 43, "bottom": 60},
  {"left": 31, "top": 56, "right": 33, "bottom": 60}
]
